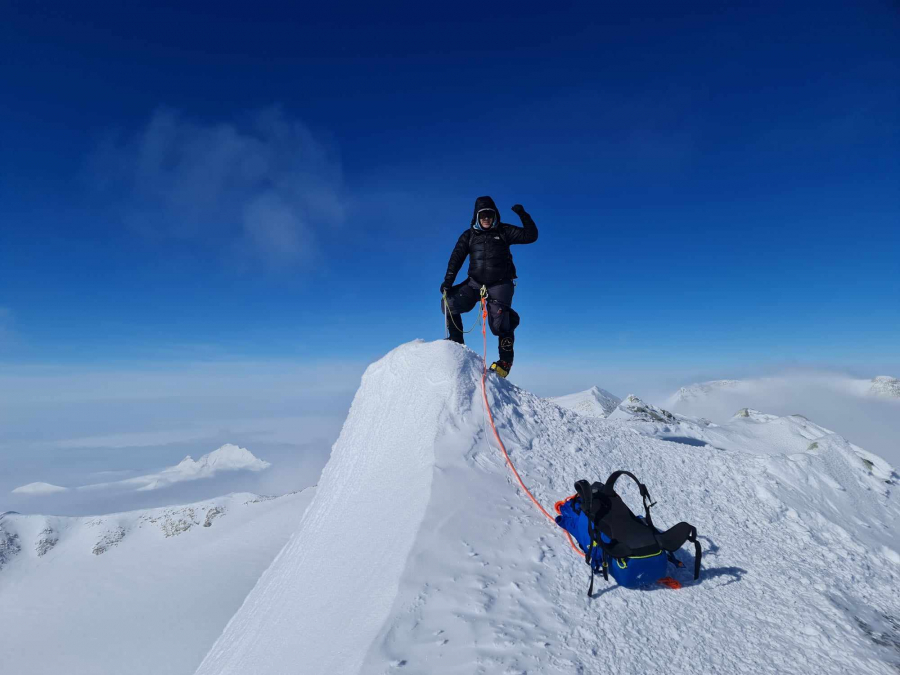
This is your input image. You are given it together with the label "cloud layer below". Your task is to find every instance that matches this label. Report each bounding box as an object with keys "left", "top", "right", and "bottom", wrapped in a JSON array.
[{"left": 664, "top": 371, "right": 900, "bottom": 466}]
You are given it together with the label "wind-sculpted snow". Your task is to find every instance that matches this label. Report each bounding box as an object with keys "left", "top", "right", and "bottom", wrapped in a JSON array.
[
  {"left": 198, "top": 340, "right": 900, "bottom": 674},
  {"left": 196, "top": 340, "right": 481, "bottom": 675}
]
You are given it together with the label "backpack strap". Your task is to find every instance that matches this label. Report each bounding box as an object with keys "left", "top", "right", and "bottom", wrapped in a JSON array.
[
  {"left": 574, "top": 479, "right": 614, "bottom": 597},
  {"left": 688, "top": 525, "right": 702, "bottom": 580},
  {"left": 604, "top": 470, "right": 656, "bottom": 530},
  {"left": 655, "top": 522, "right": 703, "bottom": 580}
]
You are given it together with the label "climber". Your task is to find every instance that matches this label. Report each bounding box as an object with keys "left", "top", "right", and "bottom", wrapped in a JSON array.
[{"left": 440, "top": 196, "right": 538, "bottom": 377}]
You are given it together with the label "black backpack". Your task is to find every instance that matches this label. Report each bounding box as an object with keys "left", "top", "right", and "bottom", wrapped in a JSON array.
[{"left": 568, "top": 471, "right": 702, "bottom": 594}]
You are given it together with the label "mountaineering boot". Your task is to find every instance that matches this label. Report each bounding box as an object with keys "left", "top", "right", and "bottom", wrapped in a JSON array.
[
  {"left": 490, "top": 360, "right": 512, "bottom": 378},
  {"left": 498, "top": 335, "right": 514, "bottom": 364}
]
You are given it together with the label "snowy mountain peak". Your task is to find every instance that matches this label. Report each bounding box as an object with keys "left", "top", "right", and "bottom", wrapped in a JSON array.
[
  {"left": 870, "top": 375, "right": 900, "bottom": 399},
  {"left": 191, "top": 444, "right": 270, "bottom": 472},
  {"left": 11, "top": 482, "right": 68, "bottom": 495},
  {"left": 132, "top": 445, "right": 269, "bottom": 492},
  {"left": 670, "top": 379, "right": 743, "bottom": 404},
  {"left": 550, "top": 385, "right": 621, "bottom": 418},
  {"left": 608, "top": 394, "right": 677, "bottom": 424}
]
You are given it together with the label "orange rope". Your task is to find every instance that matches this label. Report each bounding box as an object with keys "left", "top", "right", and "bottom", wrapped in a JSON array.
[{"left": 479, "top": 297, "right": 582, "bottom": 555}]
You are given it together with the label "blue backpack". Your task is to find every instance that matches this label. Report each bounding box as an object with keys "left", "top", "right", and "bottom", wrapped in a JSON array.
[{"left": 555, "top": 471, "right": 702, "bottom": 595}]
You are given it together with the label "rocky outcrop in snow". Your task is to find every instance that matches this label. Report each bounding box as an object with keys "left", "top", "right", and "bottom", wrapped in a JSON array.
[
  {"left": 608, "top": 394, "right": 678, "bottom": 424},
  {"left": 0, "top": 526, "right": 21, "bottom": 569},
  {"left": 869, "top": 376, "right": 900, "bottom": 399},
  {"left": 36, "top": 526, "right": 58, "bottom": 556},
  {"left": 92, "top": 526, "right": 126, "bottom": 555},
  {"left": 0, "top": 490, "right": 316, "bottom": 675}
]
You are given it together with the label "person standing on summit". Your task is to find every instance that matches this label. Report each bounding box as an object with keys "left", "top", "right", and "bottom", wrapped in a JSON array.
[{"left": 440, "top": 196, "right": 539, "bottom": 378}]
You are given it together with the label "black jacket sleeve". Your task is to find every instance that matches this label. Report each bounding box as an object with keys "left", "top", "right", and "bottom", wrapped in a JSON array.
[
  {"left": 501, "top": 210, "right": 539, "bottom": 245},
  {"left": 444, "top": 230, "right": 470, "bottom": 285}
]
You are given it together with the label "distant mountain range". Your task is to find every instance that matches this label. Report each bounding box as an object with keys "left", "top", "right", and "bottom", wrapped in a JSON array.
[
  {"left": 0, "top": 489, "right": 314, "bottom": 675},
  {"left": 10, "top": 443, "right": 271, "bottom": 495}
]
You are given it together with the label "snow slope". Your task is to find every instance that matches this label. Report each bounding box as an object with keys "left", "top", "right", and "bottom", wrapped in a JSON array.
[
  {"left": 550, "top": 385, "right": 621, "bottom": 418},
  {"left": 609, "top": 396, "right": 895, "bottom": 473},
  {"left": 0, "top": 489, "right": 315, "bottom": 675},
  {"left": 198, "top": 340, "right": 900, "bottom": 674}
]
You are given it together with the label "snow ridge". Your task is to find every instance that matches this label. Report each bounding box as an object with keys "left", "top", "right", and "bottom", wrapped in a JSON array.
[
  {"left": 196, "top": 340, "right": 480, "bottom": 675},
  {"left": 197, "top": 341, "right": 900, "bottom": 675}
]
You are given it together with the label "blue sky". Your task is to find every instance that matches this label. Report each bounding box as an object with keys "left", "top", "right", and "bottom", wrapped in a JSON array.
[{"left": 2, "top": 0, "right": 899, "bottom": 382}]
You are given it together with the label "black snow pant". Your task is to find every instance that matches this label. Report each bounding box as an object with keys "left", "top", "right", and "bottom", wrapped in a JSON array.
[{"left": 442, "top": 278, "right": 520, "bottom": 364}]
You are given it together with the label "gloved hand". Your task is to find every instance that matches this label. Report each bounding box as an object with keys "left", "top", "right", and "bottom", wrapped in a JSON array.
[
  {"left": 440, "top": 281, "right": 452, "bottom": 295},
  {"left": 511, "top": 204, "right": 527, "bottom": 216}
]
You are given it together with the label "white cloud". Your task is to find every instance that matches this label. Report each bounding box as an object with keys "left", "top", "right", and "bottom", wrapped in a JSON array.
[{"left": 90, "top": 106, "right": 346, "bottom": 266}]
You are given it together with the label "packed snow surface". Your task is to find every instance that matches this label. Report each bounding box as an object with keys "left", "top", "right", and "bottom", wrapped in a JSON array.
[
  {"left": 198, "top": 340, "right": 900, "bottom": 674},
  {"left": 550, "top": 385, "right": 621, "bottom": 418},
  {"left": 0, "top": 489, "right": 314, "bottom": 675}
]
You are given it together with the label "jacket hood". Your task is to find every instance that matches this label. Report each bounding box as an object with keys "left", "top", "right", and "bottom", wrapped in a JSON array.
[{"left": 470, "top": 195, "right": 500, "bottom": 228}]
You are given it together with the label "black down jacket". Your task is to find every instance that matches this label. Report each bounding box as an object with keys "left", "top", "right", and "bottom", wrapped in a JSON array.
[{"left": 443, "top": 196, "right": 539, "bottom": 287}]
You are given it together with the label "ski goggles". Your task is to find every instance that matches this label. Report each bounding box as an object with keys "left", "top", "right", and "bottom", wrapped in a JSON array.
[{"left": 477, "top": 209, "right": 496, "bottom": 221}]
